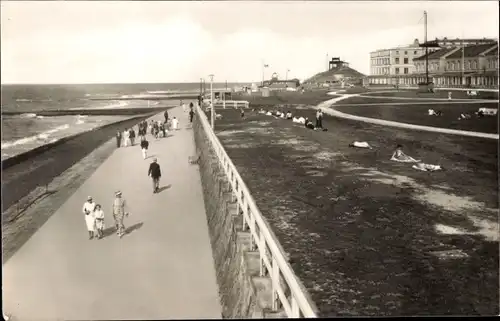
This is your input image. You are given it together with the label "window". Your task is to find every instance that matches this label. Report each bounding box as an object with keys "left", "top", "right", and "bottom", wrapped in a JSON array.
[
  {"left": 465, "top": 61, "right": 470, "bottom": 70},
  {"left": 396, "top": 51, "right": 399, "bottom": 55},
  {"left": 404, "top": 58, "right": 409, "bottom": 64},
  {"left": 472, "top": 61, "right": 477, "bottom": 69},
  {"left": 395, "top": 58, "right": 400, "bottom": 64},
  {"left": 404, "top": 51, "right": 408, "bottom": 55},
  {"left": 404, "top": 68, "right": 409, "bottom": 74},
  {"left": 395, "top": 67, "right": 400, "bottom": 74},
  {"left": 414, "top": 50, "right": 418, "bottom": 55}
]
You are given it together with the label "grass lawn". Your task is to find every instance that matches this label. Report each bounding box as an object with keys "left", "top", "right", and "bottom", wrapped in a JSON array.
[
  {"left": 211, "top": 108, "right": 498, "bottom": 316},
  {"left": 232, "top": 89, "right": 339, "bottom": 107},
  {"left": 363, "top": 90, "right": 499, "bottom": 100},
  {"left": 335, "top": 100, "right": 499, "bottom": 134}
]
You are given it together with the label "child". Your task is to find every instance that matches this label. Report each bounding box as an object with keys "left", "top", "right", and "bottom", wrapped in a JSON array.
[
  {"left": 93, "top": 204, "right": 105, "bottom": 239},
  {"left": 172, "top": 117, "right": 179, "bottom": 130}
]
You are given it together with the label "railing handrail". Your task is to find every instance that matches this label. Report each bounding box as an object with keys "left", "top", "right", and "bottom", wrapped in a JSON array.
[{"left": 195, "top": 104, "right": 318, "bottom": 318}]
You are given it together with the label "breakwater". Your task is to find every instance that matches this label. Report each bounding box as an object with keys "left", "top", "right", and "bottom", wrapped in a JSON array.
[
  {"left": 1, "top": 106, "right": 172, "bottom": 117},
  {"left": 192, "top": 110, "right": 318, "bottom": 318}
]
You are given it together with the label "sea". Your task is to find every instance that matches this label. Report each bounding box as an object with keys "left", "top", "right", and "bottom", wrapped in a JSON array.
[{"left": 1, "top": 82, "right": 246, "bottom": 160}]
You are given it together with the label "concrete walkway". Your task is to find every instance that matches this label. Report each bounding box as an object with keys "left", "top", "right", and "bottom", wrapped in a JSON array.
[
  {"left": 2, "top": 107, "right": 221, "bottom": 320},
  {"left": 320, "top": 93, "right": 499, "bottom": 140}
]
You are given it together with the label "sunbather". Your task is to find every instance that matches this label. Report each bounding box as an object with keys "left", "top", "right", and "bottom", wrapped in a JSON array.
[
  {"left": 349, "top": 141, "right": 373, "bottom": 149},
  {"left": 412, "top": 163, "right": 443, "bottom": 172},
  {"left": 390, "top": 144, "right": 421, "bottom": 163}
]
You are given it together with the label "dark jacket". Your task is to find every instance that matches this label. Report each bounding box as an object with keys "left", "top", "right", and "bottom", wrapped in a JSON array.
[
  {"left": 148, "top": 162, "right": 161, "bottom": 178},
  {"left": 140, "top": 140, "right": 149, "bottom": 149}
]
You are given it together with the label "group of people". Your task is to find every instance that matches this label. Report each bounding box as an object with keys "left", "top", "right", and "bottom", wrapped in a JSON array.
[
  {"left": 82, "top": 192, "right": 128, "bottom": 239},
  {"left": 257, "top": 107, "right": 326, "bottom": 131},
  {"left": 82, "top": 100, "right": 201, "bottom": 239},
  {"left": 115, "top": 128, "right": 137, "bottom": 148}
]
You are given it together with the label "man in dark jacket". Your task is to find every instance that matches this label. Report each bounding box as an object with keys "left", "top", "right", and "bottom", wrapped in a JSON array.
[
  {"left": 164, "top": 110, "right": 169, "bottom": 123},
  {"left": 148, "top": 157, "right": 162, "bottom": 193},
  {"left": 115, "top": 130, "right": 122, "bottom": 148},
  {"left": 140, "top": 137, "right": 149, "bottom": 159}
]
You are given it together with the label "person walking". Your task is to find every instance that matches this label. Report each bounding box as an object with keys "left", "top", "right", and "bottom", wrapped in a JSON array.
[
  {"left": 112, "top": 191, "right": 129, "bottom": 238},
  {"left": 82, "top": 196, "right": 97, "bottom": 240},
  {"left": 164, "top": 110, "right": 169, "bottom": 123},
  {"left": 148, "top": 157, "right": 162, "bottom": 194},
  {"left": 129, "top": 127, "right": 136, "bottom": 146},
  {"left": 123, "top": 128, "right": 130, "bottom": 147},
  {"left": 189, "top": 108, "right": 195, "bottom": 123},
  {"left": 115, "top": 130, "right": 122, "bottom": 148},
  {"left": 172, "top": 117, "right": 179, "bottom": 130},
  {"left": 93, "top": 204, "right": 105, "bottom": 239},
  {"left": 140, "top": 137, "right": 149, "bottom": 159}
]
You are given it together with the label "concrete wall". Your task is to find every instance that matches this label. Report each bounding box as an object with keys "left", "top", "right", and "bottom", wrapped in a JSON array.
[{"left": 193, "top": 117, "right": 286, "bottom": 319}]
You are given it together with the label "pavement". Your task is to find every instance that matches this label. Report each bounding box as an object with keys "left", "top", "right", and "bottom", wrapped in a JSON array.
[{"left": 2, "top": 107, "right": 222, "bottom": 320}]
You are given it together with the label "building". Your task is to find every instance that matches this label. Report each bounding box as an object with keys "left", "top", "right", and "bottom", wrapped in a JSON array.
[
  {"left": 368, "top": 39, "right": 427, "bottom": 85},
  {"left": 262, "top": 73, "right": 299, "bottom": 90},
  {"left": 304, "top": 57, "right": 365, "bottom": 87},
  {"left": 411, "top": 42, "right": 499, "bottom": 87}
]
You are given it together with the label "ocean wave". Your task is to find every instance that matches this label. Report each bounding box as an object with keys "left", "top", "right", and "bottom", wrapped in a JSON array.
[
  {"left": 76, "top": 114, "right": 88, "bottom": 118},
  {"left": 16, "top": 99, "right": 32, "bottom": 102},
  {"left": 19, "top": 113, "right": 37, "bottom": 118},
  {"left": 36, "top": 115, "right": 45, "bottom": 119},
  {"left": 76, "top": 119, "right": 85, "bottom": 125},
  {"left": 1, "top": 124, "right": 70, "bottom": 149}
]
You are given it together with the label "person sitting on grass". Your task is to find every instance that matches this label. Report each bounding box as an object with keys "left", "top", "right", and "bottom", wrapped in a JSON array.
[
  {"left": 390, "top": 144, "right": 421, "bottom": 163},
  {"left": 304, "top": 118, "right": 315, "bottom": 130},
  {"left": 286, "top": 111, "right": 293, "bottom": 120},
  {"left": 240, "top": 108, "right": 245, "bottom": 118},
  {"left": 258, "top": 108, "right": 266, "bottom": 114},
  {"left": 458, "top": 113, "right": 471, "bottom": 120}
]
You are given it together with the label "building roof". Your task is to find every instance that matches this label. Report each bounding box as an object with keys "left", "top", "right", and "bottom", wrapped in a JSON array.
[
  {"left": 413, "top": 47, "right": 457, "bottom": 61},
  {"left": 446, "top": 43, "right": 497, "bottom": 59},
  {"left": 484, "top": 47, "right": 499, "bottom": 57}
]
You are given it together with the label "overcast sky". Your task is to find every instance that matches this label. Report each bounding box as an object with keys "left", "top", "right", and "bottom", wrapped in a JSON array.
[{"left": 1, "top": 1, "right": 498, "bottom": 84}]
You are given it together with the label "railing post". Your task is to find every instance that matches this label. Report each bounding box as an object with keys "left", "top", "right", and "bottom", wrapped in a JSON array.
[
  {"left": 271, "top": 257, "right": 280, "bottom": 311},
  {"left": 259, "top": 229, "right": 266, "bottom": 276}
]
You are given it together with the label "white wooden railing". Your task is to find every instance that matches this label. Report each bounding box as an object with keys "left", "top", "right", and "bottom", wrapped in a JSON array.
[
  {"left": 195, "top": 104, "right": 318, "bottom": 318},
  {"left": 211, "top": 100, "right": 250, "bottom": 109}
]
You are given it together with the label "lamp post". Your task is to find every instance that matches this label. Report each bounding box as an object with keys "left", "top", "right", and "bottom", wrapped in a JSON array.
[
  {"left": 286, "top": 69, "right": 290, "bottom": 82},
  {"left": 209, "top": 74, "right": 214, "bottom": 129}
]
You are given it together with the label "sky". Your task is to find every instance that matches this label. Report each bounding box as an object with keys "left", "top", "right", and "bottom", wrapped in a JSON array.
[{"left": 1, "top": 1, "right": 498, "bottom": 84}]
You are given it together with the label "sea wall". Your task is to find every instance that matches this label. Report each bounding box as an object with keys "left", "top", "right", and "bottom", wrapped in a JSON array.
[
  {"left": 2, "top": 113, "right": 154, "bottom": 212},
  {"left": 193, "top": 117, "right": 287, "bottom": 319}
]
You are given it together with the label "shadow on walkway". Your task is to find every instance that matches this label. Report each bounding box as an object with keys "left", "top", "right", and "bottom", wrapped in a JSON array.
[
  {"left": 100, "top": 222, "right": 144, "bottom": 239},
  {"left": 157, "top": 185, "right": 172, "bottom": 194}
]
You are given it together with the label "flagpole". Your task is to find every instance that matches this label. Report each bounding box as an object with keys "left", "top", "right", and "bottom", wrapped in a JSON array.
[{"left": 461, "top": 31, "right": 465, "bottom": 87}]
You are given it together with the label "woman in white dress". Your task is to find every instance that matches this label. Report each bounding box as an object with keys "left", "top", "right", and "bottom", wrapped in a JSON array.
[
  {"left": 82, "top": 196, "right": 96, "bottom": 240},
  {"left": 94, "top": 204, "right": 105, "bottom": 239},
  {"left": 123, "top": 129, "right": 130, "bottom": 147}
]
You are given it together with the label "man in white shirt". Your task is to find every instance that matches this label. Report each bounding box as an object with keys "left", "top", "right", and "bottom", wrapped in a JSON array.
[{"left": 82, "top": 196, "right": 97, "bottom": 239}]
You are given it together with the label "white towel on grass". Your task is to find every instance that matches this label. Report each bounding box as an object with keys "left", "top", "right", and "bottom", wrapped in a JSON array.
[{"left": 412, "top": 163, "right": 442, "bottom": 172}]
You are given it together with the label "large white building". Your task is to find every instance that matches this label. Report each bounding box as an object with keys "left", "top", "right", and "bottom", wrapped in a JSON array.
[{"left": 369, "top": 39, "right": 427, "bottom": 85}]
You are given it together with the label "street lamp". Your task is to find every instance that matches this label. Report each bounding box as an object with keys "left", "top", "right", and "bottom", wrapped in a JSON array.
[
  {"left": 209, "top": 74, "right": 214, "bottom": 129},
  {"left": 286, "top": 69, "right": 290, "bottom": 82}
]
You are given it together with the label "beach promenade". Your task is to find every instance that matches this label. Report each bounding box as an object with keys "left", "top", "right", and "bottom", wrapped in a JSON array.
[{"left": 2, "top": 107, "right": 222, "bottom": 320}]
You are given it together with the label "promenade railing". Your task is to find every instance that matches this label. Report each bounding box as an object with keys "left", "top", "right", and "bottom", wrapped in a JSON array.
[{"left": 195, "top": 104, "right": 318, "bottom": 318}]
